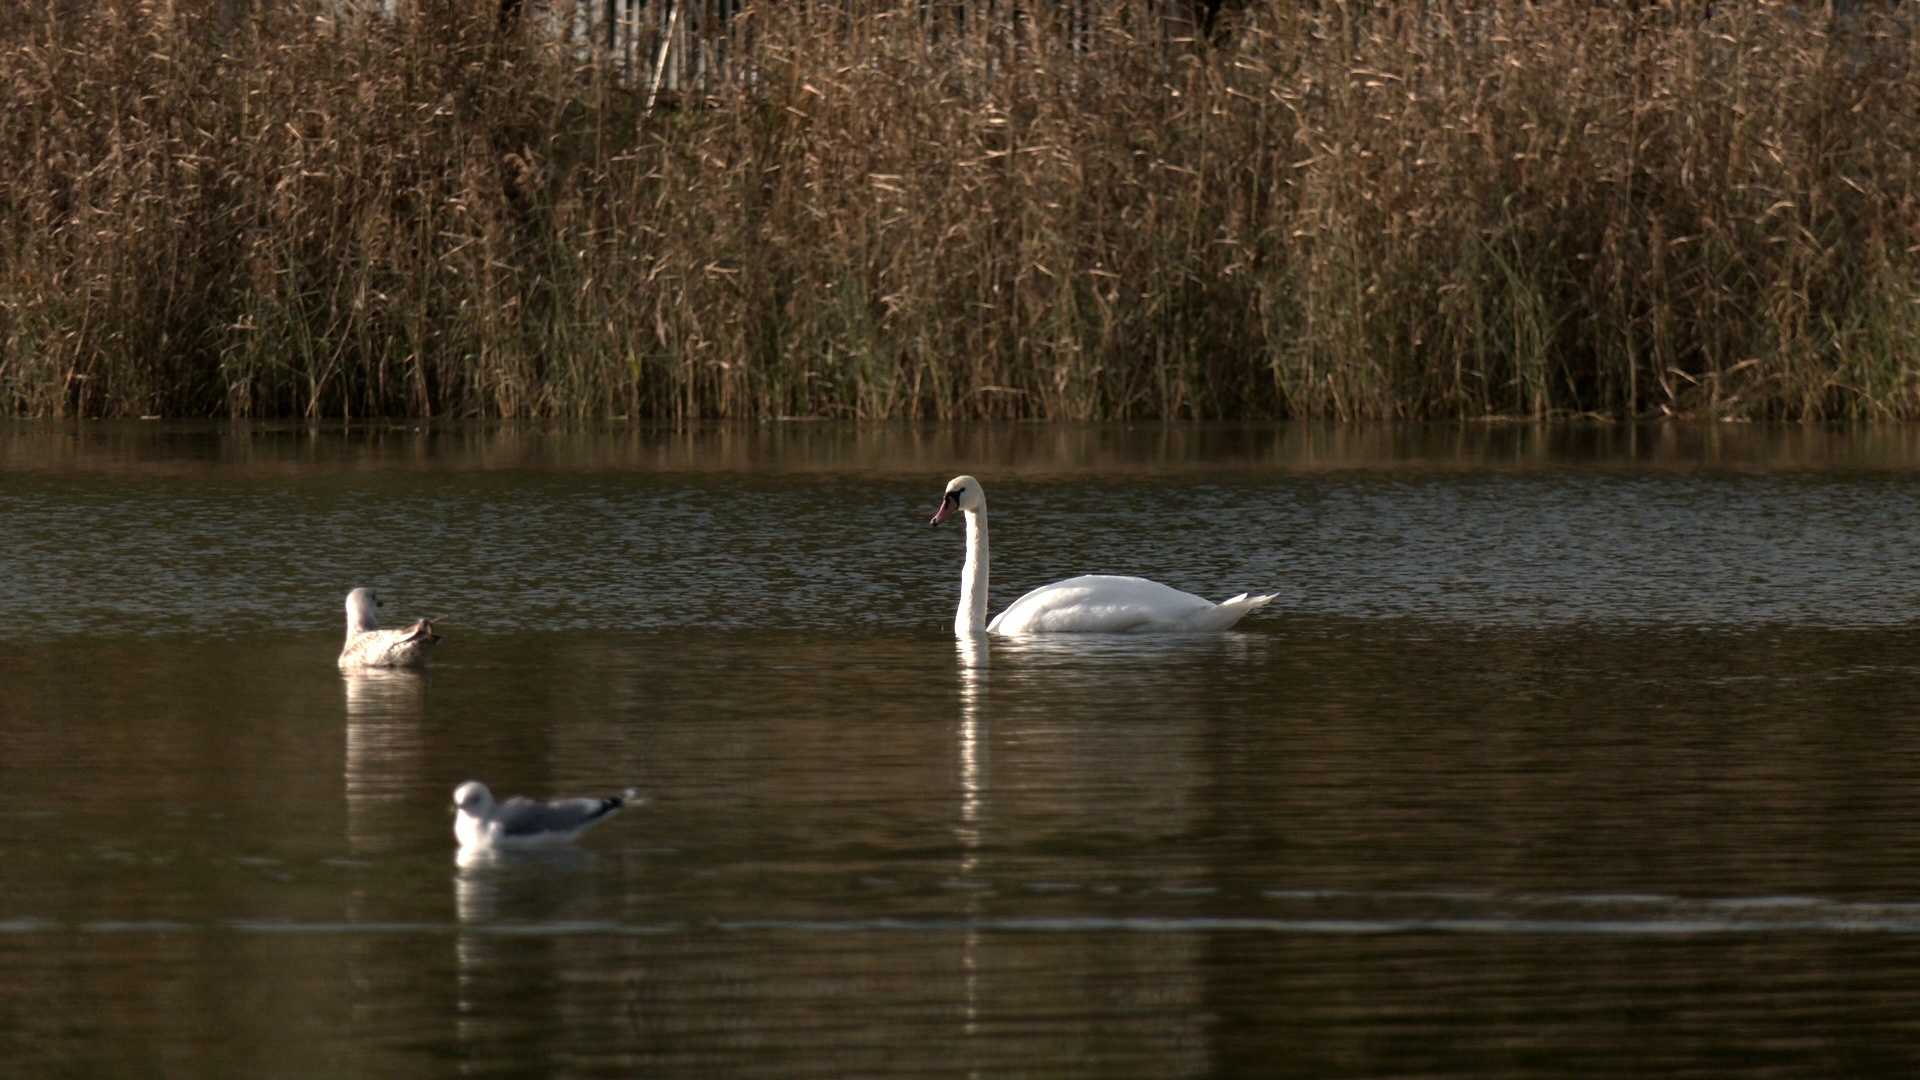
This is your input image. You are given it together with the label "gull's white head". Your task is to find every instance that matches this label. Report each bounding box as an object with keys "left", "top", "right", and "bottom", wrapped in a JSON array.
[
  {"left": 930, "top": 475, "right": 984, "bottom": 526},
  {"left": 345, "top": 588, "right": 383, "bottom": 633},
  {"left": 452, "top": 781, "right": 496, "bottom": 816}
]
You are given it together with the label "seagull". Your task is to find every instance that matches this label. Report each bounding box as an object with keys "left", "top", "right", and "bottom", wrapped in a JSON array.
[
  {"left": 338, "top": 587, "right": 441, "bottom": 668},
  {"left": 452, "top": 780, "right": 645, "bottom": 852}
]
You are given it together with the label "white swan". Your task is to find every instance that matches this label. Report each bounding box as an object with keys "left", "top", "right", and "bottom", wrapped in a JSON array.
[
  {"left": 928, "top": 475, "right": 1276, "bottom": 637},
  {"left": 453, "top": 780, "right": 644, "bottom": 852},
  {"left": 337, "top": 587, "right": 441, "bottom": 668}
]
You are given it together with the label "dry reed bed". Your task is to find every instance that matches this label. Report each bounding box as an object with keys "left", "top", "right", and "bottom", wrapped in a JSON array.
[{"left": 2, "top": 0, "right": 1918, "bottom": 419}]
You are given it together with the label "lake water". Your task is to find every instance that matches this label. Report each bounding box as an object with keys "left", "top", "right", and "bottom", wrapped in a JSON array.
[{"left": 6, "top": 421, "right": 1920, "bottom": 1076}]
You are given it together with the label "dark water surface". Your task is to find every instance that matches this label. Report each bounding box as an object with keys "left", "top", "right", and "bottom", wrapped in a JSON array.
[{"left": 6, "top": 421, "right": 1920, "bottom": 1076}]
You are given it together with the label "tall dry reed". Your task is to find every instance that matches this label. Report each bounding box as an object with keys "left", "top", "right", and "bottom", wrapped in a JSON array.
[{"left": 2, "top": 0, "right": 1918, "bottom": 419}]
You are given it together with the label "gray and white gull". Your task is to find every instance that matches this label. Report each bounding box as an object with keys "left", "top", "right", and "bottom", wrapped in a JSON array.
[{"left": 453, "top": 780, "right": 645, "bottom": 852}]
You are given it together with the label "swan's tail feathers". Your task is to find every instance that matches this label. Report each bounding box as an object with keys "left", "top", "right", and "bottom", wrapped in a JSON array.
[
  {"left": 401, "top": 617, "right": 443, "bottom": 645},
  {"left": 1183, "top": 591, "right": 1278, "bottom": 631}
]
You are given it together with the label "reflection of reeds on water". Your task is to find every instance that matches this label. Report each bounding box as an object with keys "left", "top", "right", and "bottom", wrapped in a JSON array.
[
  {"left": 343, "top": 669, "right": 428, "bottom": 856},
  {"left": 19, "top": 423, "right": 1920, "bottom": 481}
]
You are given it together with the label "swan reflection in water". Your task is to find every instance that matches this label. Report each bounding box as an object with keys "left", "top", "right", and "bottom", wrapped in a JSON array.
[
  {"left": 956, "top": 636, "right": 989, "bottom": 867},
  {"left": 984, "top": 630, "right": 1267, "bottom": 701},
  {"left": 956, "top": 631, "right": 1218, "bottom": 1073},
  {"left": 342, "top": 668, "right": 429, "bottom": 856},
  {"left": 955, "top": 636, "right": 988, "bottom": 1049}
]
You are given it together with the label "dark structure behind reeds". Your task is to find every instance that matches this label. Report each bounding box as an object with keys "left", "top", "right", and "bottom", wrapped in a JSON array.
[{"left": 3, "top": 0, "right": 1919, "bottom": 420}]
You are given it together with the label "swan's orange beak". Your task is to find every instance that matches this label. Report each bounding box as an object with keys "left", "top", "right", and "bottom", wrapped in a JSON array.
[{"left": 930, "top": 491, "right": 960, "bottom": 527}]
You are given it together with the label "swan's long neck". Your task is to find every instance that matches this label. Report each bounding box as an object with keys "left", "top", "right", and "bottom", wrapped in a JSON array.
[{"left": 957, "top": 506, "right": 989, "bottom": 637}]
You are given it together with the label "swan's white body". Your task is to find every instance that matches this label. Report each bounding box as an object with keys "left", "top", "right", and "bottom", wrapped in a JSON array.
[
  {"left": 930, "top": 475, "right": 1276, "bottom": 637},
  {"left": 338, "top": 587, "right": 440, "bottom": 668},
  {"left": 988, "top": 574, "right": 1274, "bottom": 635},
  {"left": 452, "top": 780, "right": 643, "bottom": 852}
]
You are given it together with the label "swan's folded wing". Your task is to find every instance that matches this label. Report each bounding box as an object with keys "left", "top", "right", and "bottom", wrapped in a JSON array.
[{"left": 989, "top": 575, "right": 1218, "bottom": 634}]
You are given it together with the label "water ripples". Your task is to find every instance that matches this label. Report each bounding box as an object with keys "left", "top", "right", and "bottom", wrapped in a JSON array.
[
  {"left": 8, "top": 468, "right": 1920, "bottom": 638},
  {"left": 16, "top": 887, "right": 1920, "bottom": 937}
]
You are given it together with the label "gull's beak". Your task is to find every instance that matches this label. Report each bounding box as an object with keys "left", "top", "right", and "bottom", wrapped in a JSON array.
[{"left": 930, "top": 491, "right": 960, "bottom": 527}]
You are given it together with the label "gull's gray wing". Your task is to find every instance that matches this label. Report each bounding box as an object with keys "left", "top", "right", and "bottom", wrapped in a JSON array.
[{"left": 492, "top": 793, "right": 629, "bottom": 838}]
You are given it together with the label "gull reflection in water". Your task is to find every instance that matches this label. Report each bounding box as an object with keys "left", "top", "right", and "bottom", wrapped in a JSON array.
[
  {"left": 342, "top": 668, "right": 429, "bottom": 856},
  {"left": 453, "top": 845, "right": 604, "bottom": 1068},
  {"left": 454, "top": 846, "right": 601, "bottom": 922}
]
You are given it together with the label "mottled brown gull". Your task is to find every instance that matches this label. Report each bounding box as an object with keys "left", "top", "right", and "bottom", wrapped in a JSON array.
[{"left": 337, "top": 587, "right": 441, "bottom": 668}]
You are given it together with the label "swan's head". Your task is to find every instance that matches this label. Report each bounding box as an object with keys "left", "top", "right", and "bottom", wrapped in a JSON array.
[
  {"left": 931, "top": 475, "right": 984, "bottom": 526},
  {"left": 452, "top": 781, "right": 496, "bottom": 816},
  {"left": 345, "top": 587, "right": 383, "bottom": 631}
]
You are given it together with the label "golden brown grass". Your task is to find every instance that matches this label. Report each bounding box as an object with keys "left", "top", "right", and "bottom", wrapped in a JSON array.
[{"left": 3, "top": 0, "right": 1918, "bottom": 419}]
